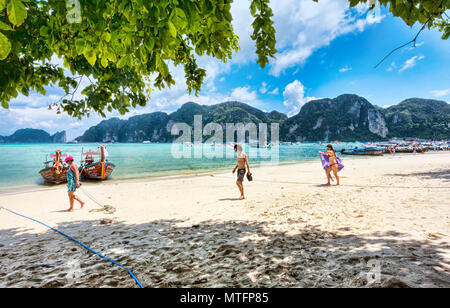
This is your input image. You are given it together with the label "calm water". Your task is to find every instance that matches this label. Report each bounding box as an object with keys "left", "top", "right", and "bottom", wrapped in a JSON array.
[{"left": 0, "top": 143, "right": 356, "bottom": 192}]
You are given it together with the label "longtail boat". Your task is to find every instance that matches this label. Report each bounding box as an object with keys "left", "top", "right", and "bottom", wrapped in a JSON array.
[
  {"left": 39, "top": 150, "right": 68, "bottom": 184},
  {"left": 341, "top": 147, "right": 384, "bottom": 156},
  {"left": 386, "top": 147, "right": 429, "bottom": 154},
  {"left": 80, "top": 145, "right": 115, "bottom": 180}
]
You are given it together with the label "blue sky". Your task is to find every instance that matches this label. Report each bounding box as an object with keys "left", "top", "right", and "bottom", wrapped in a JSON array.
[{"left": 1, "top": 0, "right": 449, "bottom": 140}]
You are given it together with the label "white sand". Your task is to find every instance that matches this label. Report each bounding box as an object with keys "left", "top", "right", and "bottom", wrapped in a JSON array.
[{"left": 0, "top": 153, "right": 449, "bottom": 288}]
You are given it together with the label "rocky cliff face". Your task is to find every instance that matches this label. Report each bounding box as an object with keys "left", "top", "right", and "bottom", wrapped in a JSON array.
[
  {"left": 384, "top": 98, "right": 450, "bottom": 140},
  {"left": 368, "top": 109, "right": 389, "bottom": 138},
  {"left": 51, "top": 131, "right": 67, "bottom": 143},
  {"left": 0, "top": 129, "right": 67, "bottom": 143},
  {"left": 281, "top": 94, "right": 389, "bottom": 142}
]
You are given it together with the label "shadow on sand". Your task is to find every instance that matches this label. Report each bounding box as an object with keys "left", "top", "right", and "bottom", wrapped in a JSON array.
[
  {"left": 386, "top": 169, "right": 450, "bottom": 183},
  {"left": 1, "top": 217, "right": 449, "bottom": 288}
]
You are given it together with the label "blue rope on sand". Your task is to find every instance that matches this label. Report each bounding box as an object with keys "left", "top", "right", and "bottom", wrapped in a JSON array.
[{"left": 0, "top": 206, "right": 143, "bottom": 288}]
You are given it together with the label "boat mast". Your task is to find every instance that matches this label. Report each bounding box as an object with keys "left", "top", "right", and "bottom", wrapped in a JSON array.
[
  {"left": 100, "top": 145, "right": 106, "bottom": 179},
  {"left": 100, "top": 145, "right": 106, "bottom": 163}
]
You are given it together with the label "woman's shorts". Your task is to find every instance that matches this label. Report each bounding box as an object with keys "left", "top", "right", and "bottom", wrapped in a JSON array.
[{"left": 237, "top": 169, "right": 246, "bottom": 182}]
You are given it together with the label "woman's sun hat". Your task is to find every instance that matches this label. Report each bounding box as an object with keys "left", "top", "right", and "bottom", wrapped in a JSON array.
[{"left": 64, "top": 156, "right": 74, "bottom": 163}]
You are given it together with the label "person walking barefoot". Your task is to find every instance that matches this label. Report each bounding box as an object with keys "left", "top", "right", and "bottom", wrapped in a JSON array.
[
  {"left": 319, "top": 144, "right": 340, "bottom": 186},
  {"left": 232, "top": 144, "right": 251, "bottom": 200},
  {"left": 64, "top": 156, "right": 85, "bottom": 212}
]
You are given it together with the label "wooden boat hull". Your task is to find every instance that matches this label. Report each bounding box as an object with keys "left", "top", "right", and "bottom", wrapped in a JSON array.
[
  {"left": 342, "top": 150, "right": 384, "bottom": 156},
  {"left": 80, "top": 162, "right": 115, "bottom": 180},
  {"left": 385, "top": 148, "right": 428, "bottom": 154},
  {"left": 39, "top": 167, "right": 68, "bottom": 184}
]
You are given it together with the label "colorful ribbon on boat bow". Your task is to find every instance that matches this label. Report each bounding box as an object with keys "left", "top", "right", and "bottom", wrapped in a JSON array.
[{"left": 98, "top": 160, "right": 108, "bottom": 179}]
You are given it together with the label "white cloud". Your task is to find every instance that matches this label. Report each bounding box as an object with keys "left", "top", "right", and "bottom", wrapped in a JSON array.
[
  {"left": 430, "top": 89, "right": 450, "bottom": 97},
  {"left": 258, "top": 82, "right": 280, "bottom": 96},
  {"left": 339, "top": 65, "right": 352, "bottom": 73},
  {"left": 365, "top": 12, "right": 384, "bottom": 25},
  {"left": 0, "top": 107, "right": 103, "bottom": 140},
  {"left": 137, "top": 57, "right": 231, "bottom": 111},
  {"left": 267, "top": 0, "right": 383, "bottom": 76},
  {"left": 9, "top": 93, "right": 55, "bottom": 109},
  {"left": 228, "top": 86, "right": 259, "bottom": 104},
  {"left": 386, "top": 61, "right": 396, "bottom": 72},
  {"left": 269, "top": 88, "right": 279, "bottom": 95},
  {"left": 399, "top": 55, "right": 424, "bottom": 72},
  {"left": 227, "top": 0, "right": 382, "bottom": 76},
  {"left": 282, "top": 80, "right": 319, "bottom": 116},
  {"left": 408, "top": 42, "right": 425, "bottom": 50},
  {"left": 260, "top": 82, "right": 268, "bottom": 94},
  {"left": 131, "top": 84, "right": 261, "bottom": 118}
]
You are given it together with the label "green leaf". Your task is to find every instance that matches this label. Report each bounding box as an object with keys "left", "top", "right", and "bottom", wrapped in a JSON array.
[
  {"left": 175, "top": 8, "right": 186, "bottom": 20},
  {"left": 7, "top": 0, "right": 27, "bottom": 27},
  {"left": 83, "top": 49, "right": 97, "bottom": 66},
  {"left": 1, "top": 100, "right": 9, "bottom": 109},
  {"left": 75, "top": 38, "right": 86, "bottom": 54},
  {"left": 105, "top": 50, "right": 117, "bottom": 62},
  {"left": 0, "top": 32, "right": 11, "bottom": 60},
  {"left": 102, "top": 32, "right": 111, "bottom": 42},
  {"left": 157, "top": 57, "right": 169, "bottom": 78},
  {"left": 0, "top": 0, "right": 5, "bottom": 9},
  {"left": 101, "top": 56, "right": 109, "bottom": 68},
  {"left": 144, "top": 37, "right": 155, "bottom": 51},
  {"left": 0, "top": 21, "right": 13, "bottom": 31},
  {"left": 168, "top": 21, "right": 177, "bottom": 38},
  {"left": 117, "top": 54, "right": 131, "bottom": 69},
  {"left": 39, "top": 26, "right": 49, "bottom": 37}
]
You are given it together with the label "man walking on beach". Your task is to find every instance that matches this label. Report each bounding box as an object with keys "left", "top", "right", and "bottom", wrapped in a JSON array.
[
  {"left": 64, "top": 156, "right": 85, "bottom": 212},
  {"left": 232, "top": 144, "right": 252, "bottom": 200}
]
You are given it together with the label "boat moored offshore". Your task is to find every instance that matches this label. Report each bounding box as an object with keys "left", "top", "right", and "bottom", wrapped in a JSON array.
[{"left": 341, "top": 147, "right": 384, "bottom": 156}]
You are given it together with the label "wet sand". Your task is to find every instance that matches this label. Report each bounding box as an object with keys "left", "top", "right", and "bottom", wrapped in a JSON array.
[{"left": 0, "top": 153, "right": 449, "bottom": 288}]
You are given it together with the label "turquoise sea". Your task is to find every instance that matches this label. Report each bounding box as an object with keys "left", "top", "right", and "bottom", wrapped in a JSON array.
[{"left": 0, "top": 143, "right": 357, "bottom": 193}]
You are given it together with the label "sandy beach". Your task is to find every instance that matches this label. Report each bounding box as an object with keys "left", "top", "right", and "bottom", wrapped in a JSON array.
[{"left": 0, "top": 153, "right": 449, "bottom": 288}]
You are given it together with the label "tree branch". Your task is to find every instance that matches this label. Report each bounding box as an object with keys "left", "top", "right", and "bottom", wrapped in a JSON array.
[
  {"left": 374, "top": 18, "right": 430, "bottom": 69},
  {"left": 374, "top": 0, "right": 444, "bottom": 69},
  {"left": 52, "top": 75, "right": 85, "bottom": 107},
  {"left": 70, "top": 76, "right": 83, "bottom": 101}
]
